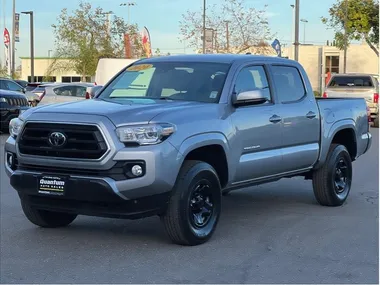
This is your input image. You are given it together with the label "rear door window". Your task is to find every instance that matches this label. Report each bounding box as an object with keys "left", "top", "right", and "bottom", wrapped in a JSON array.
[
  {"left": 53, "top": 86, "right": 76, "bottom": 96},
  {"left": 328, "top": 76, "right": 373, "bottom": 87},
  {"left": 271, "top": 65, "right": 306, "bottom": 103}
]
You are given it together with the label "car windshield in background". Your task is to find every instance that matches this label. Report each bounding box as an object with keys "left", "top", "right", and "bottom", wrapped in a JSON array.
[
  {"left": 98, "top": 61, "right": 231, "bottom": 103},
  {"left": 328, "top": 76, "right": 374, "bottom": 87}
]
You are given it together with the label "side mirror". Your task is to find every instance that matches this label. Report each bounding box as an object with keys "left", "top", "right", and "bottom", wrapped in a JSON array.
[
  {"left": 232, "top": 89, "right": 268, "bottom": 107},
  {"left": 22, "top": 87, "right": 26, "bottom": 94}
]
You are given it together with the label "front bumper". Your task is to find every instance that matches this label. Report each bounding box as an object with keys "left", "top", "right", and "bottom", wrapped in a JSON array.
[
  {"left": 5, "top": 135, "right": 182, "bottom": 201},
  {"left": 4, "top": 146, "right": 177, "bottom": 219},
  {"left": 10, "top": 170, "right": 171, "bottom": 219}
]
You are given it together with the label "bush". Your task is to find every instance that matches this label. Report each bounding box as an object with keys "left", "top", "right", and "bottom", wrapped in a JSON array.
[{"left": 313, "top": 91, "right": 321, "bottom": 97}]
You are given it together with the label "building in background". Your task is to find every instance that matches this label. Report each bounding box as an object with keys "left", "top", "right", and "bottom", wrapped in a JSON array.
[
  {"left": 20, "top": 57, "right": 92, "bottom": 83},
  {"left": 283, "top": 42, "right": 379, "bottom": 94}
]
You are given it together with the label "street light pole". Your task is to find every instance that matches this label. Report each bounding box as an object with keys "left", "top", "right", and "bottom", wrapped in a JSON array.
[
  {"left": 294, "top": 0, "right": 300, "bottom": 61},
  {"left": 300, "top": 19, "right": 308, "bottom": 44},
  {"left": 120, "top": 2, "right": 136, "bottom": 26},
  {"left": 21, "top": 11, "right": 34, "bottom": 83},
  {"left": 202, "top": 0, "right": 206, "bottom": 54},
  {"left": 11, "top": 0, "right": 15, "bottom": 77}
]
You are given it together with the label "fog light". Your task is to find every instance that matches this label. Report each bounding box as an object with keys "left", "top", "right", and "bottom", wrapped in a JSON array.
[
  {"left": 6, "top": 152, "right": 16, "bottom": 170},
  {"left": 131, "top": 165, "right": 143, "bottom": 176}
]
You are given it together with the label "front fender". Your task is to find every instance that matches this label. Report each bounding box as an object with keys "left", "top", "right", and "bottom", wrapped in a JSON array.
[
  {"left": 315, "top": 119, "right": 356, "bottom": 169},
  {"left": 176, "top": 132, "right": 232, "bottom": 181}
]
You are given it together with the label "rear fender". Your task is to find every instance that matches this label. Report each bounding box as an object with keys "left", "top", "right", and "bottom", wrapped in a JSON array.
[{"left": 314, "top": 119, "right": 357, "bottom": 169}]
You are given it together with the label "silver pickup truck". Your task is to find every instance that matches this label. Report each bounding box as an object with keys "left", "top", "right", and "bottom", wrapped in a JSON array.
[{"left": 5, "top": 55, "right": 372, "bottom": 246}]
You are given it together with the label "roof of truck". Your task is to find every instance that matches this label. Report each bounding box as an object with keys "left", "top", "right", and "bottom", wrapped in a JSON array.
[{"left": 137, "top": 54, "right": 295, "bottom": 64}]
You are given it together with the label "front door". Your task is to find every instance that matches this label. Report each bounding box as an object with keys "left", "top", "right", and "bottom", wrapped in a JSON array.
[
  {"left": 269, "top": 64, "right": 320, "bottom": 172},
  {"left": 229, "top": 64, "right": 284, "bottom": 183}
]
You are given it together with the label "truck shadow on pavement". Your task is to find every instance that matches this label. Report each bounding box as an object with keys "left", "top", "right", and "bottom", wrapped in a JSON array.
[{"left": 25, "top": 181, "right": 319, "bottom": 245}]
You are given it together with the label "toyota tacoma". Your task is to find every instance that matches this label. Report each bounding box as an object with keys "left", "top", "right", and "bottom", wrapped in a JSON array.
[{"left": 5, "top": 55, "right": 372, "bottom": 246}]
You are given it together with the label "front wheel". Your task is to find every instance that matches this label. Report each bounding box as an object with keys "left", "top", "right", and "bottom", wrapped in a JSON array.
[
  {"left": 312, "top": 144, "right": 352, "bottom": 206},
  {"left": 21, "top": 198, "right": 77, "bottom": 228},
  {"left": 161, "top": 160, "right": 222, "bottom": 246}
]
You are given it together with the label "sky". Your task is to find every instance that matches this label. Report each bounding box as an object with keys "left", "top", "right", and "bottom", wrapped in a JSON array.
[{"left": 0, "top": 0, "right": 338, "bottom": 66}]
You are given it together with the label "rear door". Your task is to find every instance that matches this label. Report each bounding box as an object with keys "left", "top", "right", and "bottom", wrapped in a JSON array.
[{"left": 269, "top": 64, "right": 320, "bottom": 172}]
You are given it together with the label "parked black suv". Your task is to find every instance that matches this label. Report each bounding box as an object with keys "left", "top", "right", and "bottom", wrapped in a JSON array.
[{"left": 0, "top": 89, "right": 29, "bottom": 132}]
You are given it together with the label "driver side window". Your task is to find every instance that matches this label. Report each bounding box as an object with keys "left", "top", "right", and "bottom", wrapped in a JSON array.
[{"left": 234, "top": 65, "right": 271, "bottom": 102}]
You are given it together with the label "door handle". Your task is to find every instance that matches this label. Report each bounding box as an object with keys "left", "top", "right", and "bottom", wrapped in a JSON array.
[
  {"left": 269, "top": 115, "right": 282, "bottom": 123},
  {"left": 306, "top": 111, "right": 317, "bottom": 119}
]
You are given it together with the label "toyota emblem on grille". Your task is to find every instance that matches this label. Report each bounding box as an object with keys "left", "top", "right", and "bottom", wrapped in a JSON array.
[{"left": 48, "top": 132, "right": 67, "bottom": 147}]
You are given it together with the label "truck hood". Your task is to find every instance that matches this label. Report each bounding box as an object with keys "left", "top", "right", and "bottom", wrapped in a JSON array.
[{"left": 27, "top": 98, "right": 209, "bottom": 126}]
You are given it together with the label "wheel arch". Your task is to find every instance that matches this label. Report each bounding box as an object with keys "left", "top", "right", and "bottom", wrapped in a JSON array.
[
  {"left": 315, "top": 119, "right": 358, "bottom": 169},
  {"left": 177, "top": 133, "right": 231, "bottom": 188}
]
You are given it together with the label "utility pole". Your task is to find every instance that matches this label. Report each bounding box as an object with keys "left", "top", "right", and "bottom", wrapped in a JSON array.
[
  {"left": 21, "top": 11, "right": 34, "bottom": 83},
  {"left": 225, "top": 21, "right": 230, "bottom": 52},
  {"left": 294, "top": 0, "right": 300, "bottom": 61},
  {"left": 202, "top": 0, "right": 206, "bottom": 54},
  {"left": 11, "top": 0, "right": 15, "bottom": 77},
  {"left": 343, "top": 0, "right": 348, "bottom": 73}
]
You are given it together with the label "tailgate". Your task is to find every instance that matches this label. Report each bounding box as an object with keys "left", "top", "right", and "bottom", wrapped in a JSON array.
[{"left": 325, "top": 87, "right": 376, "bottom": 104}]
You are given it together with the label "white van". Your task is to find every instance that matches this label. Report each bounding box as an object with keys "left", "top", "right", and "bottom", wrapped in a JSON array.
[{"left": 95, "top": 58, "right": 138, "bottom": 86}]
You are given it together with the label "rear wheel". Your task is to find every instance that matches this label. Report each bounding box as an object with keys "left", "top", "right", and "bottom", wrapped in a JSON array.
[
  {"left": 21, "top": 198, "right": 77, "bottom": 228},
  {"left": 312, "top": 144, "right": 352, "bottom": 206},
  {"left": 373, "top": 116, "right": 379, "bottom": 128},
  {"left": 29, "top": 100, "right": 38, "bottom": 107},
  {"left": 161, "top": 160, "right": 222, "bottom": 246}
]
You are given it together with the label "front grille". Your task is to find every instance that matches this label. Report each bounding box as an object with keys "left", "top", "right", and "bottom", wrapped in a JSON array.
[
  {"left": 6, "top": 97, "right": 28, "bottom": 106},
  {"left": 18, "top": 123, "right": 108, "bottom": 159}
]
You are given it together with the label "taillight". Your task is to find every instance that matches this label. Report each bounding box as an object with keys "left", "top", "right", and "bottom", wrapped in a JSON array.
[
  {"left": 374, "top": 93, "right": 379, "bottom": 104},
  {"left": 85, "top": 92, "right": 90, "bottom": 99},
  {"left": 322, "top": 92, "right": 328, "bottom": 98}
]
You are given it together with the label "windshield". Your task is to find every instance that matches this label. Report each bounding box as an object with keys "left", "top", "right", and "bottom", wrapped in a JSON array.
[
  {"left": 98, "top": 61, "right": 231, "bottom": 103},
  {"left": 328, "top": 76, "right": 374, "bottom": 87}
]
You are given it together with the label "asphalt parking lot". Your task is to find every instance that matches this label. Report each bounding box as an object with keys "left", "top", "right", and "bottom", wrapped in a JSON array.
[{"left": 0, "top": 129, "right": 378, "bottom": 284}]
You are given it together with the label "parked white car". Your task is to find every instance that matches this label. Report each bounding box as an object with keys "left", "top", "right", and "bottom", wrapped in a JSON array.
[
  {"left": 95, "top": 58, "right": 137, "bottom": 85},
  {"left": 38, "top": 83, "right": 95, "bottom": 106}
]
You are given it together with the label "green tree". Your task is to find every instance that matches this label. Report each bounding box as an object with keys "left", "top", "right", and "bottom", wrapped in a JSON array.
[
  {"left": 48, "top": 1, "right": 144, "bottom": 80},
  {"left": 0, "top": 65, "right": 8, "bottom": 77},
  {"left": 322, "top": 0, "right": 379, "bottom": 56},
  {"left": 179, "top": 0, "right": 273, "bottom": 54}
]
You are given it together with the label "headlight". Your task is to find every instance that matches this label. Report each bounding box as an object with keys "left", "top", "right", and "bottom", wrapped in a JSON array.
[
  {"left": 116, "top": 123, "right": 175, "bottom": 145},
  {"left": 0, "top": 98, "right": 7, "bottom": 103},
  {"left": 9, "top": 118, "right": 24, "bottom": 138}
]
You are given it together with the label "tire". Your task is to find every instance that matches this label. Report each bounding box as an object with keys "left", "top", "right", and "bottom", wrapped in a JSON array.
[
  {"left": 29, "top": 100, "right": 38, "bottom": 107},
  {"left": 373, "top": 117, "right": 379, "bottom": 128},
  {"left": 312, "top": 144, "right": 352, "bottom": 206},
  {"left": 161, "top": 160, "right": 222, "bottom": 246},
  {"left": 21, "top": 198, "right": 77, "bottom": 228}
]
